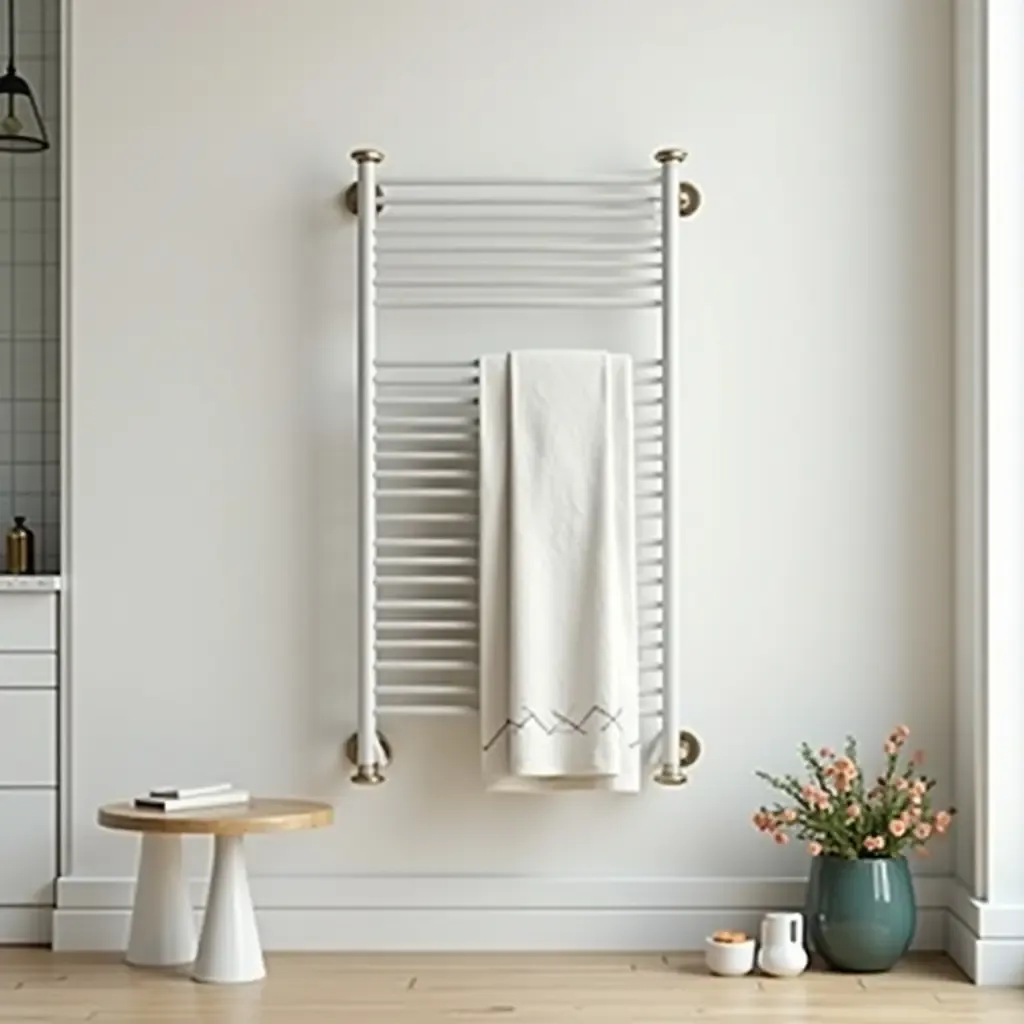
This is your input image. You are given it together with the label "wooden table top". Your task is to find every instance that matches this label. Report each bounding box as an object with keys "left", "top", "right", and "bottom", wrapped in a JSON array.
[{"left": 97, "top": 797, "right": 334, "bottom": 836}]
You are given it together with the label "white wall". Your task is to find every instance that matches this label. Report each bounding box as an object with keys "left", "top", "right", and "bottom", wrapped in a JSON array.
[{"left": 63, "top": 0, "right": 955, "bottom": 942}]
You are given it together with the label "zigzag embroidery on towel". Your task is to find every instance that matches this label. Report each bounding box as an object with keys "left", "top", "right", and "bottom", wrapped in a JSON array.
[{"left": 483, "top": 705, "right": 626, "bottom": 752}]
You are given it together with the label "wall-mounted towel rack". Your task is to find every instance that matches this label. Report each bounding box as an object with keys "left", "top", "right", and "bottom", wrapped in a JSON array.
[{"left": 342, "top": 147, "right": 703, "bottom": 788}]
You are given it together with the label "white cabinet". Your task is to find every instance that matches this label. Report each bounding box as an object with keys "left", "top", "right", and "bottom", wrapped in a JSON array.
[
  {"left": 0, "top": 590, "right": 59, "bottom": 943},
  {"left": 0, "top": 653, "right": 57, "bottom": 688},
  {"left": 0, "top": 594, "right": 56, "bottom": 650},
  {"left": 0, "top": 691, "right": 56, "bottom": 785},
  {"left": 0, "top": 791, "right": 56, "bottom": 905}
]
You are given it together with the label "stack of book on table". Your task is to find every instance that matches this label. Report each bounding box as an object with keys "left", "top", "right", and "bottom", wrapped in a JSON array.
[{"left": 133, "top": 783, "right": 250, "bottom": 812}]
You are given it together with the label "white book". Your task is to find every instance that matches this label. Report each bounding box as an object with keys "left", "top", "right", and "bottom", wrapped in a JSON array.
[
  {"left": 149, "top": 782, "right": 233, "bottom": 799},
  {"left": 134, "top": 789, "right": 250, "bottom": 812}
]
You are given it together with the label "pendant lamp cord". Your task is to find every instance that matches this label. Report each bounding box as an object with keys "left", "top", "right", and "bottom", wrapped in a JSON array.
[
  {"left": 5, "top": 0, "right": 13, "bottom": 75},
  {"left": 4, "top": 0, "right": 13, "bottom": 118}
]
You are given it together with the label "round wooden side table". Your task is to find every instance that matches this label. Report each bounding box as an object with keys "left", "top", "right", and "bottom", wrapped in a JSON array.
[{"left": 97, "top": 798, "right": 333, "bottom": 984}]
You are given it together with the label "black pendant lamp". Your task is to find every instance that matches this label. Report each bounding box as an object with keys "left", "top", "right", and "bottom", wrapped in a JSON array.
[{"left": 0, "top": 0, "right": 48, "bottom": 153}]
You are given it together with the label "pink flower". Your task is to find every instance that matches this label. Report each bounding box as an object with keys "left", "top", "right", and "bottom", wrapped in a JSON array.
[
  {"left": 884, "top": 741, "right": 899, "bottom": 756},
  {"left": 914, "top": 822, "right": 932, "bottom": 841},
  {"left": 934, "top": 811, "right": 952, "bottom": 834},
  {"left": 774, "top": 832, "right": 789, "bottom": 845},
  {"left": 819, "top": 747, "right": 835, "bottom": 759},
  {"left": 910, "top": 780, "right": 926, "bottom": 797},
  {"left": 782, "top": 808, "right": 797, "bottom": 824},
  {"left": 808, "top": 841, "right": 823, "bottom": 856},
  {"left": 896, "top": 778, "right": 909, "bottom": 792},
  {"left": 911, "top": 794, "right": 923, "bottom": 807},
  {"left": 911, "top": 749, "right": 925, "bottom": 765},
  {"left": 826, "top": 757, "right": 858, "bottom": 790},
  {"left": 863, "top": 836, "right": 885, "bottom": 852},
  {"left": 894, "top": 725, "right": 911, "bottom": 739},
  {"left": 846, "top": 803, "right": 861, "bottom": 819},
  {"left": 908, "top": 805, "right": 922, "bottom": 821},
  {"left": 801, "top": 784, "right": 817, "bottom": 802},
  {"left": 889, "top": 819, "right": 907, "bottom": 838},
  {"left": 817, "top": 797, "right": 832, "bottom": 812}
]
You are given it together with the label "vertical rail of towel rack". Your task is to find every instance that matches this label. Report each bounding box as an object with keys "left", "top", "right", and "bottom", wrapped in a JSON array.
[
  {"left": 353, "top": 148, "right": 385, "bottom": 784},
  {"left": 655, "top": 148, "right": 685, "bottom": 786}
]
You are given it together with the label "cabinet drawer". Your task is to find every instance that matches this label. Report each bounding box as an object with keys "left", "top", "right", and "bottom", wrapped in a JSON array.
[
  {"left": 0, "top": 691, "right": 55, "bottom": 784},
  {"left": 0, "top": 790, "right": 56, "bottom": 905},
  {"left": 0, "top": 653, "right": 56, "bottom": 688},
  {"left": 0, "top": 594, "right": 56, "bottom": 650}
]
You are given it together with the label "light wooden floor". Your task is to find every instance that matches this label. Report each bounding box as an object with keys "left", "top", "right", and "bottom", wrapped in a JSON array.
[{"left": 0, "top": 950, "right": 1020, "bottom": 1022}]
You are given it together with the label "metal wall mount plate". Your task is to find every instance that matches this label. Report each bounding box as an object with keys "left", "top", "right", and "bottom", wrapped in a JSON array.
[
  {"left": 343, "top": 182, "right": 385, "bottom": 216},
  {"left": 679, "top": 182, "right": 702, "bottom": 217},
  {"left": 653, "top": 729, "right": 703, "bottom": 786},
  {"left": 345, "top": 730, "right": 393, "bottom": 785}
]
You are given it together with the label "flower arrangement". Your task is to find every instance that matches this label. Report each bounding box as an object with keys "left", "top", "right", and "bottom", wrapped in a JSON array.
[{"left": 752, "top": 725, "right": 956, "bottom": 859}]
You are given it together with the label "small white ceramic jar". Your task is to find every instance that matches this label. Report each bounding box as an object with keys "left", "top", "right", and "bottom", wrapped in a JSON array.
[
  {"left": 756, "top": 912, "right": 809, "bottom": 978},
  {"left": 704, "top": 936, "right": 756, "bottom": 977}
]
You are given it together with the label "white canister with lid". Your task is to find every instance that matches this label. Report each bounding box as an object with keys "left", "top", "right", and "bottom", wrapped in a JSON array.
[{"left": 756, "top": 912, "right": 809, "bottom": 977}]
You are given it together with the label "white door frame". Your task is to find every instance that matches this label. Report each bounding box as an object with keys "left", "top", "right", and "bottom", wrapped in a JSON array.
[{"left": 948, "top": 0, "right": 1024, "bottom": 986}]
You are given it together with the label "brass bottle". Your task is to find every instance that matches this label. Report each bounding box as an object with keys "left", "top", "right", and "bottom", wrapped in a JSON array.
[{"left": 5, "top": 516, "right": 35, "bottom": 575}]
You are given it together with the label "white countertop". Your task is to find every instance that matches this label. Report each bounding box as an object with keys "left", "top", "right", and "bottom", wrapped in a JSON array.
[{"left": 0, "top": 575, "right": 61, "bottom": 592}]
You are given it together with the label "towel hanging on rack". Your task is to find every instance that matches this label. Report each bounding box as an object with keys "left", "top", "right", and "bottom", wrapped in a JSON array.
[{"left": 479, "top": 350, "right": 641, "bottom": 792}]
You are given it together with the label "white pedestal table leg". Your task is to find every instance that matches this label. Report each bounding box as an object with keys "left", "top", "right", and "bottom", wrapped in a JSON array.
[
  {"left": 126, "top": 834, "right": 197, "bottom": 967},
  {"left": 192, "top": 834, "right": 265, "bottom": 984}
]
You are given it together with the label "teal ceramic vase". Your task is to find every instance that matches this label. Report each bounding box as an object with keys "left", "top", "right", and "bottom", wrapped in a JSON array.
[{"left": 805, "top": 855, "right": 916, "bottom": 972}]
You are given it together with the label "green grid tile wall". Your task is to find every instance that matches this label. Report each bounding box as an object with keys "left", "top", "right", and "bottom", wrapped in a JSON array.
[{"left": 0, "top": 0, "right": 60, "bottom": 574}]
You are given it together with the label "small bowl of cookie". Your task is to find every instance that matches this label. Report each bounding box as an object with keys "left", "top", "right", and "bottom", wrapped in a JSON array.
[{"left": 704, "top": 930, "right": 756, "bottom": 977}]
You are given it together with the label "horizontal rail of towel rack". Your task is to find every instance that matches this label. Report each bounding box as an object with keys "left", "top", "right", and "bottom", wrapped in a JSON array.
[
  {"left": 377, "top": 261, "right": 664, "bottom": 273},
  {"left": 373, "top": 358, "right": 664, "bottom": 369},
  {"left": 345, "top": 147, "right": 703, "bottom": 788},
  {"left": 375, "top": 277, "right": 663, "bottom": 289},
  {"left": 377, "top": 209, "right": 658, "bottom": 222},
  {"left": 378, "top": 174, "right": 660, "bottom": 187},
  {"left": 382, "top": 195, "right": 659, "bottom": 206},
  {"left": 376, "top": 244, "right": 664, "bottom": 258},
  {"left": 376, "top": 238, "right": 663, "bottom": 251},
  {"left": 377, "top": 298, "right": 663, "bottom": 309}
]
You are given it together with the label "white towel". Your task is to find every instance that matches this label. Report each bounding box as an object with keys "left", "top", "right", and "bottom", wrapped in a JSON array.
[{"left": 479, "top": 350, "right": 641, "bottom": 792}]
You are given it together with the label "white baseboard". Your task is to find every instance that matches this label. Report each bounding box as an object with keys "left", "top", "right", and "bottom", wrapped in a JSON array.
[
  {"left": 53, "top": 874, "right": 950, "bottom": 953},
  {"left": 946, "top": 908, "right": 979, "bottom": 980},
  {"left": 945, "top": 880, "right": 1024, "bottom": 985},
  {"left": 53, "top": 906, "right": 951, "bottom": 954}
]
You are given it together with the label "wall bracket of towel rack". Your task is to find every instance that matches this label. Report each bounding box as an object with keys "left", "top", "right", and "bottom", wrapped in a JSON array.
[
  {"left": 652, "top": 729, "right": 703, "bottom": 785},
  {"left": 344, "top": 730, "right": 393, "bottom": 786},
  {"left": 342, "top": 145, "right": 704, "bottom": 788}
]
